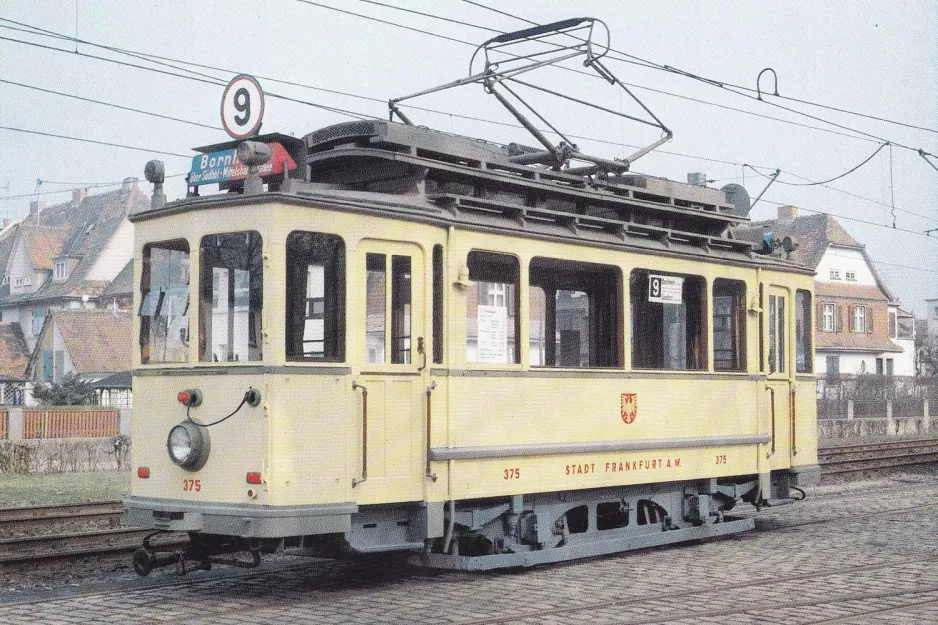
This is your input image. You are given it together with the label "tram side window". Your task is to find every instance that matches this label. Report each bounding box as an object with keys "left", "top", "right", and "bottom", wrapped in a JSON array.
[
  {"left": 712, "top": 279, "right": 746, "bottom": 371},
  {"left": 433, "top": 245, "right": 444, "bottom": 365},
  {"left": 286, "top": 232, "right": 345, "bottom": 362},
  {"left": 529, "top": 257, "right": 620, "bottom": 368},
  {"left": 466, "top": 252, "right": 519, "bottom": 364},
  {"left": 768, "top": 294, "right": 786, "bottom": 374},
  {"left": 199, "top": 232, "right": 263, "bottom": 362},
  {"left": 364, "top": 253, "right": 412, "bottom": 364},
  {"left": 139, "top": 240, "right": 190, "bottom": 364},
  {"left": 630, "top": 270, "right": 705, "bottom": 370},
  {"left": 795, "top": 289, "right": 812, "bottom": 373}
]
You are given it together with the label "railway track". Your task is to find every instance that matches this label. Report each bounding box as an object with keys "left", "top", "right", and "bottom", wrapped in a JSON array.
[
  {"left": 818, "top": 437, "right": 938, "bottom": 476},
  {"left": 1, "top": 437, "right": 934, "bottom": 564},
  {"left": 0, "top": 501, "right": 186, "bottom": 564}
]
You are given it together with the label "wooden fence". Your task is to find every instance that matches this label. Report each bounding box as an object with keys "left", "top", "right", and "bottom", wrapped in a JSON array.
[{"left": 22, "top": 408, "right": 119, "bottom": 439}]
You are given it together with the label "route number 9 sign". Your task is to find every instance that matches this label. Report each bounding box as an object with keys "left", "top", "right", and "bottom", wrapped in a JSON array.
[
  {"left": 648, "top": 274, "right": 683, "bottom": 304},
  {"left": 221, "top": 75, "right": 265, "bottom": 139}
]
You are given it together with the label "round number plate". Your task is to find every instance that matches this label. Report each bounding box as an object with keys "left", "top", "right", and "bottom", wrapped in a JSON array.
[{"left": 221, "top": 74, "right": 265, "bottom": 139}]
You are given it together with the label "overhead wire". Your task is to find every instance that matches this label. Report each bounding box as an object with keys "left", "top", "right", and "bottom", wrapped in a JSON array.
[
  {"left": 0, "top": 126, "right": 192, "bottom": 158},
  {"left": 0, "top": 173, "right": 187, "bottom": 201},
  {"left": 0, "top": 32, "right": 374, "bottom": 122},
  {"left": 0, "top": 78, "right": 221, "bottom": 131},
  {"left": 353, "top": 1, "right": 937, "bottom": 147},
  {"left": 293, "top": 3, "right": 884, "bottom": 146},
  {"left": 2, "top": 11, "right": 935, "bottom": 239},
  {"left": 743, "top": 143, "right": 888, "bottom": 187},
  {"left": 460, "top": 0, "right": 938, "bottom": 136}
]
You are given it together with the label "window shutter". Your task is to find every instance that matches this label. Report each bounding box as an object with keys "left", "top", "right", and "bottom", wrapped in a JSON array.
[
  {"left": 867, "top": 307, "right": 874, "bottom": 333},
  {"left": 835, "top": 303, "right": 843, "bottom": 332},
  {"left": 848, "top": 304, "right": 857, "bottom": 333},
  {"left": 816, "top": 302, "right": 824, "bottom": 331}
]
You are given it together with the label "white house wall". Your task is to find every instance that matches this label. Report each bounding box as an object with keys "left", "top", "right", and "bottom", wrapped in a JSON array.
[
  {"left": 85, "top": 220, "right": 133, "bottom": 282},
  {"left": 816, "top": 247, "right": 876, "bottom": 286}
]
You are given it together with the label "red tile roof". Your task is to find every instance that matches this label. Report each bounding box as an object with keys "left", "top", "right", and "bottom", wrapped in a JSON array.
[{"left": 50, "top": 309, "right": 132, "bottom": 374}]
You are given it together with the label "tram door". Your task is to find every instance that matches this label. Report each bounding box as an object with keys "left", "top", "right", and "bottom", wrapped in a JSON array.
[
  {"left": 354, "top": 240, "right": 427, "bottom": 503},
  {"left": 765, "top": 285, "right": 795, "bottom": 467}
]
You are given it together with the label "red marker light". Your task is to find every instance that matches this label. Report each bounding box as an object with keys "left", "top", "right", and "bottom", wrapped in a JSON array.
[
  {"left": 246, "top": 472, "right": 262, "bottom": 484},
  {"left": 138, "top": 467, "right": 150, "bottom": 479},
  {"left": 176, "top": 389, "right": 202, "bottom": 407}
]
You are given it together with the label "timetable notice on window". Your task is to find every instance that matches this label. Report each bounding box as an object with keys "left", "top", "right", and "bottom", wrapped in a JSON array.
[{"left": 477, "top": 305, "right": 508, "bottom": 363}]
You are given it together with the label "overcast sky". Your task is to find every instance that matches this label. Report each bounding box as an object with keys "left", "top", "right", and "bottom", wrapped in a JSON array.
[{"left": 1, "top": 1, "right": 935, "bottom": 313}]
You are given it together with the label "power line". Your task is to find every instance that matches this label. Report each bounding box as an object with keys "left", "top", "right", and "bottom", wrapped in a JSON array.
[
  {"left": 745, "top": 143, "right": 888, "bottom": 187},
  {"left": 3, "top": 14, "right": 934, "bottom": 232},
  {"left": 460, "top": 0, "right": 938, "bottom": 136},
  {"left": 757, "top": 197, "right": 938, "bottom": 240},
  {"left": 0, "top": 173, "right": 188, "bottom": 201},
  {"left": 825, "top": 251, "right": 938, "bottom": 275},
  {"left": 745, "top": 163, "right": 937, "bottom": 224},
  {"left": 0, "top": 126, "right": 192, "bottom": 158},
  {"left": 295, "top": 2, "right": 894, "bottom": 146},
  {"left": 0, "top": 20, "right": 780, "bottom": 170},
  {"left": 0, "top": 32, "right": 373, "bottom": 122},
  {"left": 0, "top": 78, "right": 221, "bottom": 130}
]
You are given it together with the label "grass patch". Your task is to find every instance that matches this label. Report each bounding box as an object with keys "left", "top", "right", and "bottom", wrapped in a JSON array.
[{"left": 0, "top": 471, "right": 131, "bottom": 508}]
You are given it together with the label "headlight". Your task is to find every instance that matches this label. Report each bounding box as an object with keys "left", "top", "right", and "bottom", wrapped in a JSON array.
[{"left": 166, "top": 421, "right": 210, "bottom": 471}]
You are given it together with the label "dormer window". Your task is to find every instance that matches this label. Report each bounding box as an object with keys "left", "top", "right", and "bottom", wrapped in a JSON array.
[
  {"left": 53, "top": 260, "right": 69, "bottom": 281},
  {"left": 13, "top": 276, "right": 32, "bottom": 288},
  {"left": 829, "top": 270, "right": 840, "bottom": 280},
  {"left": 845, "top": 270, "right": 856, "bottom": 281}
]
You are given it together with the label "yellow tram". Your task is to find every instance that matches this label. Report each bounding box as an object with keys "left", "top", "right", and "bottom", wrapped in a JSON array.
[
  {"left": 124, "top": 119, "right": 818, "bottom": 574},
  {"left": 124, "top": 18, "right": 818, "bottom": 575}
]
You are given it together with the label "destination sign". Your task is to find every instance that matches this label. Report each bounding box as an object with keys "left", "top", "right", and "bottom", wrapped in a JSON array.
[{"left": 189, "top": 142, "right": 296, "bottom": 186}]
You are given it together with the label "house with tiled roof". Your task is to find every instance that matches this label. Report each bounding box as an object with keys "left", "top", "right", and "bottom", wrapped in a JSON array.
[
  {"left": 26, "top": 309, "right": 132, "bottom": 384},
  {"left": 736, "top": 205, "right": 913, "bottom": 376},
  {"left": 0, "top": 181, "right": 146, "bottom": 354}
]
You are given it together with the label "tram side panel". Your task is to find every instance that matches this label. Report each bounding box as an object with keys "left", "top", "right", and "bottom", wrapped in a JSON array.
[{"left": 440, "top": 376, "right": 763, "bottom": 500}]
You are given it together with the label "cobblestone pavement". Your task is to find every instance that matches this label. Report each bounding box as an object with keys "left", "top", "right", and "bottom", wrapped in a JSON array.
[{"left": 1, "top": 473, "right": 936, "bottom": 625}]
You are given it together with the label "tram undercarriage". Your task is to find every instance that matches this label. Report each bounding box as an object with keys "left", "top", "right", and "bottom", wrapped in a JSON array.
[{"left": 130, "top": 472, "right": 807, "bottom": 576}]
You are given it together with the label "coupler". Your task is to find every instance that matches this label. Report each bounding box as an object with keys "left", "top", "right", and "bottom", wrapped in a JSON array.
[{"left": 132, "top": 532, "right": 261, "bottom": 577}]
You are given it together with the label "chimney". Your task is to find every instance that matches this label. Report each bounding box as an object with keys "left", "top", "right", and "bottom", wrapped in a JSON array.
[
  {"left": 29, "top": 200, "right": 45, "bottom": 221},
  {"left": 778, "top": 205, "right": 798, "bottom": 222},
  {"left": 72, "top": 188, "right": 87, "bottom": 204},
  {"left": 122, "top": 177, "right": 138, "bottom": 192}
]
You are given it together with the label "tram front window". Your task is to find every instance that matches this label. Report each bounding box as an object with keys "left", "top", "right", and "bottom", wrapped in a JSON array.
[
  {"left": 286, "top": 232, "right": 345, "bottom": 361},
  {"left": 199, "top": 232, "right": 263, "bottom": 362},
  {"left": 139, "top": 240, "right": 190, "bottom": 364}
]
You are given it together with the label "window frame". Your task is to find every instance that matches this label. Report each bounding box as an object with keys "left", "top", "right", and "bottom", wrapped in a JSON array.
[
  {"left": 139, "top": 238, "right": 190, "bottom": 364},
  {"left": 829, "top": 269, "right": 841, "bottom": 280},
  {"left": 795, "top": 289, "right": 812, "bottom": 373},
  {"left": 821, "top": 303, "right": 836, "bottom": 332},
  {"left": 853, "top": 304, "right": 868, "bottom": 334},
  {"left": 198, "top": 231, "right": 264, "bottom": 363},
  {"left": 712, "top": 278, "right": 746, "bottom": 372},
  {"left": 528, "top": 256, "right": 621, "bottom": 369},
  {"left": 466, "top": 251, "right": 520, "bottom": 366},
  {"left": 629, "top": 269, "right": 707, "bottom": 372},
  {"left": 285, "top": 231, "right": 346, "bottom": 363}
]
